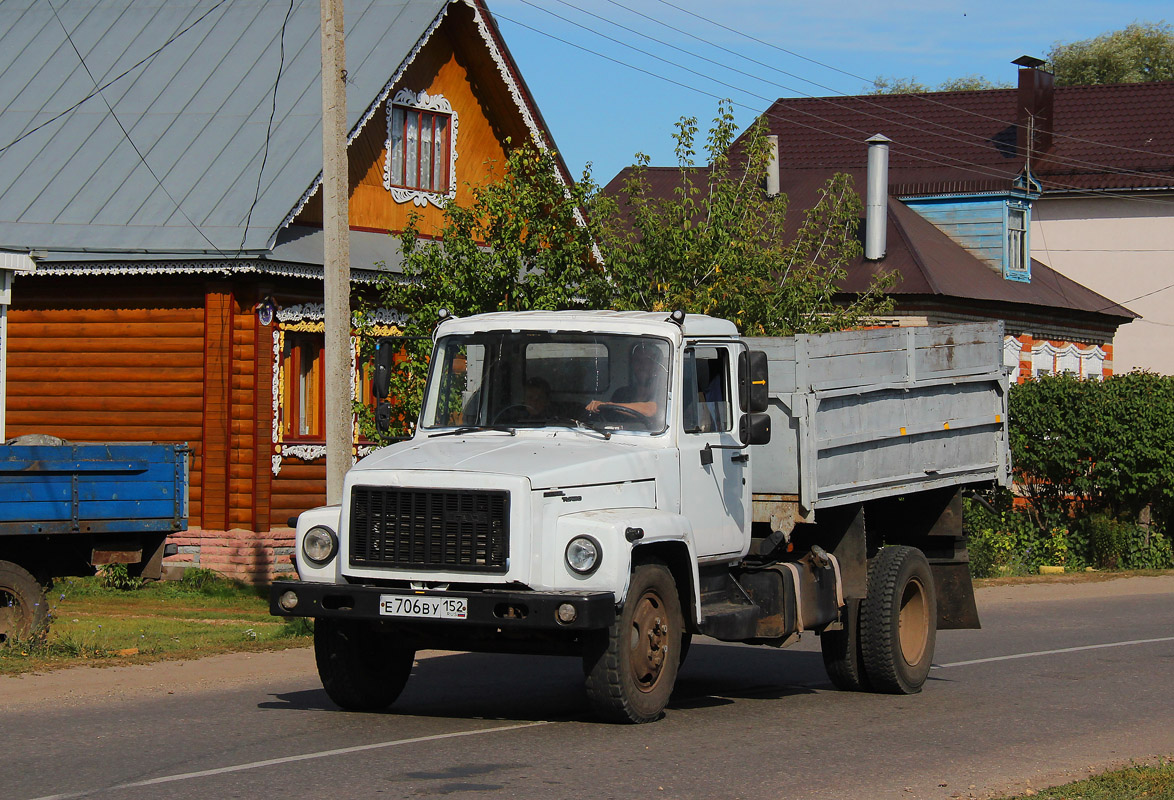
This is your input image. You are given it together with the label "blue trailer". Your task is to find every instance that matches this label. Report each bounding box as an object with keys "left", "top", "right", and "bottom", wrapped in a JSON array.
[{"left": 0, "top": 439, "right": 188, "bottom": 643}]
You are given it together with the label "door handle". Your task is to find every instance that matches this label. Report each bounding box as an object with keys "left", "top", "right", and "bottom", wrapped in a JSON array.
[{"left": 731, "top": 452, "right": 749, "bottom": 463}]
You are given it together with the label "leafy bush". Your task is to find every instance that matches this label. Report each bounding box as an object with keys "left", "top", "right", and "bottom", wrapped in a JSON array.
[
  {"left": 1010, "top": 372, "right": 1174, "bottom": 530},
  {"left": 97, "top": 563, "right": 142, "bottom": 591},
  {"left": 964, "top": 497, "right": 1052, "bottom": 577}
]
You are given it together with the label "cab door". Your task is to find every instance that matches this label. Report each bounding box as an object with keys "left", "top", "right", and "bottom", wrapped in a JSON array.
[{"left": 678, "top": 344, "right": 750, "bottom": 557}]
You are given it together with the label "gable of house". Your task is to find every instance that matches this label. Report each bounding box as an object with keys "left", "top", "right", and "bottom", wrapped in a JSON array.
[
  {"left": 0, "top": 0, "right": 569, "bottom": 580},
  {"left": 747, "top": 73, "right": 1174, "bottom": 373}
]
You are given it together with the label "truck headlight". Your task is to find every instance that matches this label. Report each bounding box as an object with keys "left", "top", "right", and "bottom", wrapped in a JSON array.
[
  {"left": 565, "top": 535, "right": 601, "bottom": 575},
  {"left": 302, "top": 525, "right": 338, "bottom": 565}
]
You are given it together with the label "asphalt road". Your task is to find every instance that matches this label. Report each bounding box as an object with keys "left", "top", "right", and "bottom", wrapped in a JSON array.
[{"left": 6, "top": 575, "right": 1173, "bottom": 800}]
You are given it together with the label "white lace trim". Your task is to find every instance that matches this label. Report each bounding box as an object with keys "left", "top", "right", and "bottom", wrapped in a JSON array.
[
  {"left": 384, "top": 89, "right": 459, "bottom": 208},
  {"left": 28, "top": 260, "right": 392, "bottom": 283},
  {"left": 280, "top": 2, "right": 454, "bottom": 231}
]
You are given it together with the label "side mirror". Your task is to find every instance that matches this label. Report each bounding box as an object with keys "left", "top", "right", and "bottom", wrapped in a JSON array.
[
  {"left": 738, "top": 350, "right": 769, "bottom": 413},
  {"left": 373, "top": 340, "right": 393, "bottom": 399},
  {"left": 375, "top": 399, "right": 392, "bottom": 433},
  {"left": 739, "top": 412, "right": 771, "bottom": 446}
]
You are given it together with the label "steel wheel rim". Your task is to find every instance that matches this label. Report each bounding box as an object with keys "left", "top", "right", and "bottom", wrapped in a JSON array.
[
  {"left": 898, "top": 577, "right": 929, "bottom": 665},
  {"left": 0, "top": 588, "right": 27, "bottom": 644},
  {"left": 628, "top": 589, "right": 669, "bottom": 693}
]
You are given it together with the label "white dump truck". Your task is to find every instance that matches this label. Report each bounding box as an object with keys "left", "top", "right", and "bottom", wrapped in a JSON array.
[{"left": 270, "top": 310, "right": 1009, "bottom": 722}]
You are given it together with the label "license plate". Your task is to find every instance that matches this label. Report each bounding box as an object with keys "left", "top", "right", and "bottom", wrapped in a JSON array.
[{"left": 378, "top": 594, "right": 468, "bottom": 620}]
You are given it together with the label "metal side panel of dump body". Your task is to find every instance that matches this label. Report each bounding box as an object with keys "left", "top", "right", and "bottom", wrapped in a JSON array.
[
  {"left": 745, "top": 322, "right": 1010, "bottom": 511},
  {"left": 0, "top": 442, "right": 189, "bottom": 535}
]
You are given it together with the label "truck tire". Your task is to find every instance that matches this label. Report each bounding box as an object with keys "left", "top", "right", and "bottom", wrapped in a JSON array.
[
  {"left": 0, "top": 560, "right": 48, "bottom": 645},
  {"left": 314, "top": 619, "right": 415, "bottom": 712},
  {"left": 820, "top": 597, "right": 870, "bottom": 691},
  {"left": 860, "top": 545, "right": 937, "bottom": 694},
  {"left": 583, "top": 561, "right": 683, "bottom": 723}
]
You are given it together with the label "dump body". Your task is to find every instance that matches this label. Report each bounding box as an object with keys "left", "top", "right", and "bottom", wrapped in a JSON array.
[
  {"left": 0, "top": 442, "right": 189, "bottom": 536},
  {"left": 747, "top": 322, "right": 1009, "bottom": 516}
]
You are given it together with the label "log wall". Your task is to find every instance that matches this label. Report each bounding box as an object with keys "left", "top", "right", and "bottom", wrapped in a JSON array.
[{"left": 7, "top": 277, "right": 208, "bottom": 523}]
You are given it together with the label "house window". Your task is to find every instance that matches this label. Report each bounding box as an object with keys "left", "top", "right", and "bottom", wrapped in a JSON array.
[
  {"left": 1005, "top": 204, "right": 1030, "bottom": 281},
  {"left": 1081, "top": 347, "right": 1106, "bottom": 380},
  {"left": 1057, "top": 345, "right": 1081, "bottom": 375},
  {"left": 388, "top": 105, "right": 450, "bottom": 193},
  {"left": 1030, "top": 343, "right": 1056, "bottom": 378},
  {"left": 384, "top": 89, "right": 458, "bottom": 207},
  {"left": 282, "top": 334, "right": 325, "bottom": 439}
]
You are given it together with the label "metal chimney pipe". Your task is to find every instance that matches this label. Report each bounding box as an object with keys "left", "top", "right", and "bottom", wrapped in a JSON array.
[
  {"left": 765, "top": 135, "right": 780, "bottom": 197},
  {"left": 865, "top": 134, "right": 891, "bottom": 261}
]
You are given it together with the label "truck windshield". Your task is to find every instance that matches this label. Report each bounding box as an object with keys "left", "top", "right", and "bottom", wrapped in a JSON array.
[{"left": 421, "top": 332, "right": 671, "bottom": 434}]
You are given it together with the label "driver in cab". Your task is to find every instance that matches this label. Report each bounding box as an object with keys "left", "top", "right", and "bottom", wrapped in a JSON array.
[{"left": 585, "top": 342, "right": 666, "bottom": 420}]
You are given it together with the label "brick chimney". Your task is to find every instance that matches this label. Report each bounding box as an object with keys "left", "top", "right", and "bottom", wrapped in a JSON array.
[{"left": 1014, "top": 55, "right": 1054, "bottom": 171}]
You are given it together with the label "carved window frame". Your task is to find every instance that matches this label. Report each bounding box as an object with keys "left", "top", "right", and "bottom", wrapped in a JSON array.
[{"left": 384, "top": 88, "right": 458, "bottom": 208}]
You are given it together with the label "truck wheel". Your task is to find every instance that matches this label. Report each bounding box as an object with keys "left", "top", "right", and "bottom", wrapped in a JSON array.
[
  {"left": 583, "top": 561, "right": 683, "bottom": 723},
  {"left": 314, "top": 619, "right": 415, "bottom": 711},
  {"left": 0, "top": 560, "right": 48, "bottom": 645},
  {"left": 820, "top": 597, "right": 870, "bottom": 691},
  {"left": 860, "top": 546, "right": 937, "bottom": 694}
]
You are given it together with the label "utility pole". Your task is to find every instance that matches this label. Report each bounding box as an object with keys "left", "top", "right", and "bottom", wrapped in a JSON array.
[{"left": 321, "top": 0, "right": 351, "bottom": 504}]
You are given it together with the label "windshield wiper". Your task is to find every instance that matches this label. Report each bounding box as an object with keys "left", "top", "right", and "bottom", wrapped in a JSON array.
[
  {"left": 428, "top": 425, "right": 517, "bottom": 438},
  {"left": 545, "top": 419, "right": 611, "bottom": 440}
]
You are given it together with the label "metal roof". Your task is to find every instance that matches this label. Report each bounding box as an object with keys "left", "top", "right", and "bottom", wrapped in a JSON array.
[
  {"left": 747, "top": 82, "right": 1174, "bottom": 195},
  {"left": 0, "top": 0, "right": 450, "bottom": 256}
]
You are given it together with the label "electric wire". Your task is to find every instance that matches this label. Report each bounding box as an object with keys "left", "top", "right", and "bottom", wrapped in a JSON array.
[
  {"left": 45, "top": 0, "right": 233, "bottom": 258},
  {"left": 238, "top": 0, "right": 295, "bottom": 255},
  {"left": 495, "top": 7, "right": 1174, "bottom": 208},
  {"left": 0, "top": 0, "right": 232, "bottom": 157},
  {"left": 495, "top": 7, "right": 1174, "bottom": 313},
  {"left": 594, "top": 0, "right": 1174, "bottom": 187},
  {"left": 498, "top": 7, "right": 1015, "bottom": 184},
  {"left": 648, "top": 0, "right": 1174, "bottom": 162}
]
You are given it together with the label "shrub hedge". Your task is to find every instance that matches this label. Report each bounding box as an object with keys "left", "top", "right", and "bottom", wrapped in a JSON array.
[{"left": 965, "top": 372, "right": 1174, "bottom": 577}]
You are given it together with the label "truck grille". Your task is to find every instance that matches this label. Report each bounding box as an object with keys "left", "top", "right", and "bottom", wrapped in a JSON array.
[{"left": 348, "top": 487, "right": 509, "bottom": 572}]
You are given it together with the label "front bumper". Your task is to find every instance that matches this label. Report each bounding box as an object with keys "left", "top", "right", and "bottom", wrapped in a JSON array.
[{"left": 269, "top": 580, "right": 617, "bottom": 631}]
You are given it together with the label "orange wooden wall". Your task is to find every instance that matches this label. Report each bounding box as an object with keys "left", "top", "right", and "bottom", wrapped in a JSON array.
[
  {"left": 7, "top": 277, "right": 208, "bottom": 525},
  {"left": 295, "top": 5, "right": 529, "bottom": 237}
]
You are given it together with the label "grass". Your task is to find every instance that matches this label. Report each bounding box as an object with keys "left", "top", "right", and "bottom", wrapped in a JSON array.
[
  {"left": 0, "top": 569, "right": 312, "bottom": 676},
  {"left": 994, "top": 759, "right": 1174, "bottom": 799}
]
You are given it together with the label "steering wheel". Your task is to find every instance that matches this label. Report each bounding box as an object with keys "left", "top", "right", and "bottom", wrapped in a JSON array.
[
  {"left": 492, "top": 404, "right": 532, "bottom": 424},
  {"left": 587, "top": 403, "right": 649, "bottom": 426}
]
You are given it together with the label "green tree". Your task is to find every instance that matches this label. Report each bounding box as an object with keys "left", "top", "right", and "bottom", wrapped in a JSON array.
[
  {"left": 369, "top": 102, "right": 894, "bottom": 436},
  {"left": 1048, "top": 21, "right": 1174, "bottom": 85},
  {"left": 594, "top": 101, "right": 894, "bottom": 335},
  {"left": 364, "top": 142, "right": 604, "bottom": 436},
  {"left": 868, "top": 74, "right": 1010, "bottom": 94}
]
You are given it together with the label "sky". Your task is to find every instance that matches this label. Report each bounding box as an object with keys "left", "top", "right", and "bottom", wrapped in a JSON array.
[{"left": 485, "top": 0, "right": 1171, "bottom": 184}]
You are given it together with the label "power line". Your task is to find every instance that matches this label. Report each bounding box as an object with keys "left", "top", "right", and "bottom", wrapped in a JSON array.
[
  {"left": 0, "top": 0, "right": 231, "bottom": 157},
  {"left": 496, "top": 6, "right": 1174, "bottom": 208},
  {"left": 238, "top": 0, "right": 295, "bottom": 255},
  {"left": 46, "top": 0, "right": 232, "bottom": 258},
  {"left": 648, "top": 0, "right": 1174, "bottom": 162},
  {"left": 593, "top": 0, "right": 1174, "bottom": 188}
]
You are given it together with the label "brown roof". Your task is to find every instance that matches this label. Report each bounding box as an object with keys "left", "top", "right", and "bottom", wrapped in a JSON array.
[
  {"left": 602, "top": 166, "right": 1137, "bottom": 324},
  {"left": 749, "top": 81, "right": 1174, "bottom": 195}
]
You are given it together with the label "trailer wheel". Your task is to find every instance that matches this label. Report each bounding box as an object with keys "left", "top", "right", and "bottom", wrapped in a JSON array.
[
  {"left": 860, "top": 546, "right": 937, "bottom": 694},
  {"left": 0, "top": 560, "right": 48, "bottom": 645},
  {"left": 820, "top": 597, "right": 870, "bottom": 691},
  {"left": 314, "top": 619, "right": 415, "bottom": 711},
  {"left": 583, "top": 561, "right": 683, "bottom": 723}
]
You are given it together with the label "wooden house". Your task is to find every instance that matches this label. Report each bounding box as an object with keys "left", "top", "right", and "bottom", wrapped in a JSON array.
[
  {"left": 742, "top": 61, "right": 1169, "bottom": 375},
  {"left": 604, "top": 61, "right": 1140, "bottom": 380},
  {"left": 0, "top": 0, "right": 572, "bottom": 581}
]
